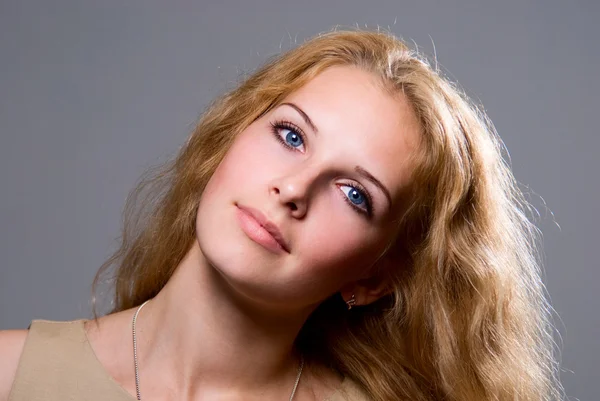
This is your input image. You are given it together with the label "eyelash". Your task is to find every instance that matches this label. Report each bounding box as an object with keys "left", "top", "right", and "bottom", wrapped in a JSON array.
[{"left": 269, "top": 119, "right": 374, "bottom": 218}]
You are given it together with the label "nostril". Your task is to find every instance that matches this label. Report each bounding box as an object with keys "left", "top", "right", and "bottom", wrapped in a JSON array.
[{"left": 287, "top": 202, "right": 298, "bottom": 211}]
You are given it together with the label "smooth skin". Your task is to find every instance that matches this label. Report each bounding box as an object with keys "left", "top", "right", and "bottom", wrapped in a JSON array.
[{"left": 0, "top": 65, "right": 421, "bottom": 401}]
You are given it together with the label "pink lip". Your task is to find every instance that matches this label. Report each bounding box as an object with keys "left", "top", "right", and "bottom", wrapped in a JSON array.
[{"left": 235, "top": 204, "right": 290, "bottom": 254}]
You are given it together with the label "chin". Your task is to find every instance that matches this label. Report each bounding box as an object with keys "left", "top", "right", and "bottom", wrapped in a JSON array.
[
  {"left": 196, "top": 203, "right": 262, "bottom": 283},
  {"left": 195, "top": 201, "right": 314, "bottom": 309},
  {"left": 196, "top": 234, "right": 294, "bottom": 308}
]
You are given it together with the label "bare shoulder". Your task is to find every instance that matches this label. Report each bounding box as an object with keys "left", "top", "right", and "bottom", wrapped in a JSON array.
[{"left": 0, "top": 329, "right": 29, "bottom": 401}]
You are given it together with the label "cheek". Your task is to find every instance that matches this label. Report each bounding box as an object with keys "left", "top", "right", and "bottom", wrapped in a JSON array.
[
  {"left": 297, "top": 209, "right": 382, "bottom": 281},
  {"left": 207, "top": 130, "right": 280, "bottom": 196}
]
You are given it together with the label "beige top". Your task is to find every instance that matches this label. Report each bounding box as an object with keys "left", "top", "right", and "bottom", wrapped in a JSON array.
[{"left": 8, "top": 319, "right": 371, "bottom": 401}]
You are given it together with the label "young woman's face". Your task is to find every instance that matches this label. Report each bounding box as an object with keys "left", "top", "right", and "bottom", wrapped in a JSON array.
[{"left": 196, "top": 65, "right": 421, "bottom": 311}]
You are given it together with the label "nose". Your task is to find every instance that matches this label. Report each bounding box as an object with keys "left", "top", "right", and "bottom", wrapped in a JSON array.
[{"left": 269, "top": 166, "right": 319, "bottom": 219}]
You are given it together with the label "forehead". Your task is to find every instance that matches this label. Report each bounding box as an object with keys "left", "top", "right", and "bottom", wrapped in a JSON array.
[{"left": 281, "top": 65, "right": 421, "bottom": 211}]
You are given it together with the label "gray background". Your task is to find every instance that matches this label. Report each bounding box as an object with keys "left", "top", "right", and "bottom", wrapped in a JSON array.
[{"left": 0, "top": 1, "right": 597, "bottom": 399}]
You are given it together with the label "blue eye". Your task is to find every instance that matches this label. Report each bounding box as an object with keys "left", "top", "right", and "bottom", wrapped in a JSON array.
[
  {"left": 339, "top": 185, "right": 371, "bottom": 215},
  {"left": 270, "top": 120, "right": 306, "bottom": 152},
  {"left": 284, "top": 129, "right": 303, "bottom": 148}
]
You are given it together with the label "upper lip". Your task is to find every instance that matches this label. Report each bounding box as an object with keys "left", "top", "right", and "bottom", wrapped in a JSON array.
[{"left": 236, "top": 204, "right": 290, "bottom": 253}]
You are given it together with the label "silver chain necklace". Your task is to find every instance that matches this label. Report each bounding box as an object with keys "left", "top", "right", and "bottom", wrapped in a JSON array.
[{"left": 132, "top": 300, "right": 304, "bottom": 401}]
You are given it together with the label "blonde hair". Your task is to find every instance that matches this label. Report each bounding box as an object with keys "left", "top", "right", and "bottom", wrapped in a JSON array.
[{"left": 93, "top": 29, "right": 562, "bottom": 400}]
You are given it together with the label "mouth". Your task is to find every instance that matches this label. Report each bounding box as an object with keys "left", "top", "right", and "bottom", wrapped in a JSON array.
[{"left": 235, "top": 204, "right": 290, "bottom": 254}]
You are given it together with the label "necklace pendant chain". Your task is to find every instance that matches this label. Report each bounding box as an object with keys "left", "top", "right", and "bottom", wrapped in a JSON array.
[
  {"left": 131, "top": 300, "right": 304, "bottom": 401},
  {"left": 132, "top": 299, "right": 149, "bottom": 400}
]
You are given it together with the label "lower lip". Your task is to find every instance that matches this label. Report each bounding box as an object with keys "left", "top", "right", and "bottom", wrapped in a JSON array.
[{"left": 235, "top": 206, "right": 287, "bottom": 254}]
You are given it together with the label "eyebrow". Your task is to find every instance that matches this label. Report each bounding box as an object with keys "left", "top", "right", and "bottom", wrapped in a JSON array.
[
  {"left": 280, "top": 102, "right": 319, "bottom": 134},
  {"left": 279, "top": 102, "right": 392, "bottom": 210}
]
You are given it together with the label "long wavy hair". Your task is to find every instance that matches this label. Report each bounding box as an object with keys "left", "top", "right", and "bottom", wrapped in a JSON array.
[{"left": 93, "top": 29, "right": 562, "bottom": 400}]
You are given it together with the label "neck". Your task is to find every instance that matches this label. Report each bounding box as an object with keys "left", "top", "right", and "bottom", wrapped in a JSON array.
[{"left": 133, "top": 241, "right": 312, "bottom": 399}]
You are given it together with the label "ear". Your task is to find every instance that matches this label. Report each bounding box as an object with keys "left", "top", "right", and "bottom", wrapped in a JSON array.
[{"left": 340, "top": 252, "right": 398, "bottom": 307}]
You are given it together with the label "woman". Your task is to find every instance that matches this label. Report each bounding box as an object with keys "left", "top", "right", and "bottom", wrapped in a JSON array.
[{"left": 0, "top": 29, "right": 562, "bottom": 400}]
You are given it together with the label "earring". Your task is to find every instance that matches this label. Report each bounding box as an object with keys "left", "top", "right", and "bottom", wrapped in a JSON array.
[{"left": 346, "top": 294, "right": 357, "bottom": 310}]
